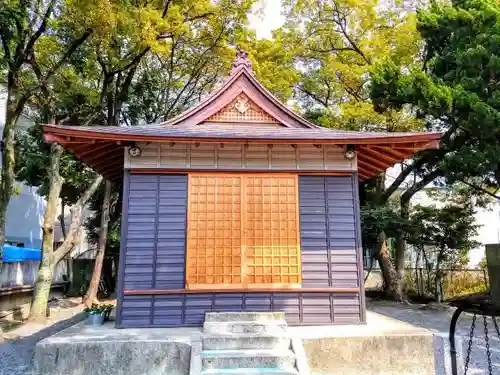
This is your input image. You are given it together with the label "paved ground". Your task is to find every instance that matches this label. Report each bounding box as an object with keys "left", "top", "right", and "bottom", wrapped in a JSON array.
[
  {"left": 1, "top": 298, "right": 499, "bottom": 374},
  {"left": 368, "top": 300, "right": 500, "bottom": 375},
  {"left": 0, "top": 297, "right": 85, "bottom": 375}
]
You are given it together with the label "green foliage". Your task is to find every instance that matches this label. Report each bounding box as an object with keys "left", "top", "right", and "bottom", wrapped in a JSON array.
[
  {"left": 408, "top": 188, "right": 481, "bottom": 269},
  {"left": 479, "top": 257, "right": 488, "bottom": 269},
  {"left": 370, "top": 0, "right": 500, "bottom": 190},
  {"left": 402, "top": 268, "right": 488, "bottom": 300},
  {"left": 84, "top": 303, "right": 114, "bottom": 315},
  {"left": 361, "top": 203, "right": 410, "bottom": 252},
  {"left": 83, "top": 183, "right": 121, "bottom": 256},
  {"left": 276, "top": 0, "right": 424, "bottom": 131},
  {"left": 12, "top": 0, "right": 257, "bottom": 256},
  {"left": 16, "top": 124, "right": 97, "bottom": 204}
]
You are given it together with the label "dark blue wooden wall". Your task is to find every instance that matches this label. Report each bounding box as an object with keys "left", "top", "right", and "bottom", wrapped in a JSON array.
[{"left": 117, "top": 173, "right": 364, "bottom": 328}]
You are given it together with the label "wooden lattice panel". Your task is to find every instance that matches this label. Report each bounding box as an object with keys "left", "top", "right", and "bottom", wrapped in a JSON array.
[
  {"left": 244, "top": 176, "right": 301, "bottom": 286},
  {"left": 206, "top": 93, "right": 280, "bottom": 124},
  {"left": 186, "top": 173, "right": 301, "bottom": 289},
  {"left": 186, "top": 175, "right": 243, "bottom": 288}
]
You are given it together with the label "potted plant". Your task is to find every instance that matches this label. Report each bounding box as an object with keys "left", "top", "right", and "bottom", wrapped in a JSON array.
[
  {"left": 102, "top": 304, "right": 115, "bottom": 321},
  {"left": 84, "top": 304, "right": 106, "bottom": 325}
]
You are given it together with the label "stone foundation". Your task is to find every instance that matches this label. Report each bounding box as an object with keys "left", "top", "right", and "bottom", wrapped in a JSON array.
[
  {"left": 33, "top": 323, "right": 194, "bottom": 375},
  {"left": 33, "top": 311, "right": 437, "bottom": 375}
]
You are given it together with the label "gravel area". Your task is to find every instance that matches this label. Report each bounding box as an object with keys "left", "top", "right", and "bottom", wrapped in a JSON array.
[
  {"left": 368, "top": 299, "right": 500, "bottom": 375},
  {"left": 0, "top": 298, "right": 85, "bottom": 375}
]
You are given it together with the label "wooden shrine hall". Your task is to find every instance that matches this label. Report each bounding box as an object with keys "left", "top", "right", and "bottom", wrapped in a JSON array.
[{"left": 43, "top": 50, "right": 440, "bottom": 328}]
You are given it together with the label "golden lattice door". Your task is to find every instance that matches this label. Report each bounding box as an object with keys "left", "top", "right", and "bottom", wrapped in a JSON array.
[{"left": 185, "top": 174, "right": 301, "bottom": 289}]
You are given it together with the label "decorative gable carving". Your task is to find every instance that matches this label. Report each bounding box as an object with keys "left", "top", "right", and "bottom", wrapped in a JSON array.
[{"left": 206, "top": 93, "right": 281, "bottom": 124}]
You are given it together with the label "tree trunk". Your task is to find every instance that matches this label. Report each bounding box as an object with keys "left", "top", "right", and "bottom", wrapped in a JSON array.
[
  {"left": 435, "top": 262, "right": 443, "bottom": 303},
  {"left": 373, "top": 173, "right": 403, "bottom": 299},
  {"left": 394, "top": 196, "right": 410, "bottom": 297},
  {"left": 30, "top": 258, "right": 56, "bottom": 320},
  {"left": 422, "top": 249, "right": 432, "bottom": 293},
  {"left": 29, "top": 144, "right": 64, "bottom": 321},
  {"left": 376, "top": 231, "right": 403, "bottom": 301},
  {"left": 29, "top": 163, "right": 102, "bottom": 321},
  {"left": 434, "top": 251, "right": 445, "bottom": 303},
  {"left": 84, "top": 181, "right": 112, "bottom": 306},
  {"left": 0, "top": 105, "right": 22, "bottom": 263}
]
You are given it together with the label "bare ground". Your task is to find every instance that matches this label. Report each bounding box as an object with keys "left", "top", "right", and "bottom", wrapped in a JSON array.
[{"left": 0, "top": 297, "right": 85, "bottom": 375}]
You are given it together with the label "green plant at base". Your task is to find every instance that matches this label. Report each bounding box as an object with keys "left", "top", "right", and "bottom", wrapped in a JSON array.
[{"left": 84, "top": 303, "right": 114, "bottom": 316}]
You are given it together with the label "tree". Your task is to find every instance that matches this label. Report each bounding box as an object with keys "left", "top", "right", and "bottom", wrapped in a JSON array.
[
  {"left": 280, "top": 0, "right": 423, "bottom": 131},
  {"left": 370, "top": 0, "right": 500, "bottom": 298},
  {"left": 0, "top": 0, "right": 112, "bottom": 261},
  {"left": 408, "top": 188, "right": 481, "bottom": 301},
  {"left": 13, "top": 0, "right": 256, "bottom": 319},
  {"left": 361, "top": 202, "right": 410, "bottom": 295},
  {"left": 17, "top": 117, "right": 103, "bottom": 320},
  {"left": 81, "top": 0, "right": 254, "bottom": 305},
  {"left": 269, "top": 0, "right": 431, "bottom": 300},
  {"left": 84, "top": 180, "right": 112, "bottom": 305}
]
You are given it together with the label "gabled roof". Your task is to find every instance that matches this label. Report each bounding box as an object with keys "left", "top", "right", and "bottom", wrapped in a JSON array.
[
  {"left": 157, "top": 59, "right": 318, "bottom": 128},
  {"left": 41, "top": 50, "right": 441, "bottom": 183}
]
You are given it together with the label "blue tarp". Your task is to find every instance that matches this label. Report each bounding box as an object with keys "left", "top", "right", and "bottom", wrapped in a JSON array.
[{"left": 1, "top": 244, "right": 41, "bottom": 262}]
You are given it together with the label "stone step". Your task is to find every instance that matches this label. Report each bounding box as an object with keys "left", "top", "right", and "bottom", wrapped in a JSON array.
[
  {"left": 204, "top": 320, "right": 288, "bottom": 335},
  {"left": 205, "top": 312, "right": 286, "bottom": 322},
  {"left": 201, "top": 349, "right": 296, "bottom": 371},
  {"left": 202, "top": 333, "right": 291, "bottom": 350},
  {"left": 201, "top": 368, "right": 299, "bottom": 375}
]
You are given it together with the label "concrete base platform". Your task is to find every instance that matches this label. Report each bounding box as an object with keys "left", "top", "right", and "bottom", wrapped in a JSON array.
[
  {"left": 291, "top": 311, "right": 435, "bottom": 375},
  {"left": 33, "top": 311, "right": 436, "bottom": 375},
  {"left": 33, "top": 323, "right": 198, "bottom": 375}
]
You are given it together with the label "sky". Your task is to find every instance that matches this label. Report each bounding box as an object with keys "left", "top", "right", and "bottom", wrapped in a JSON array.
[{"left": 248, "top": 0, "right": 285, "bottom": 39}]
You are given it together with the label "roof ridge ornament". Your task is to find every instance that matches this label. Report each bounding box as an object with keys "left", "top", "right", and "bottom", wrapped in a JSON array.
[{"left": 230, "top": 48, "right": 253, "bottom": 75}]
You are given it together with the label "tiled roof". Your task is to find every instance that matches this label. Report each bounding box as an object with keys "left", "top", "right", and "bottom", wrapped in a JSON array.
[
  {"left": 42, "top": 123, "right": 440, "bottom": 144},
  {"left": 40, "top": 53, "right": 441, "bottom": 182}
]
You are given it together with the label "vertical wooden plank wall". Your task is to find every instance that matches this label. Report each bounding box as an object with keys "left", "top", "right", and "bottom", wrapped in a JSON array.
[
  {"left": 299, "top": 176, "right": 362, "bottom": 324},
  {"left": 117, "top": 174, "right": 364, "bottom": 328},
  {"left": 118, "top": 174, "right": 187, "bottom": 327}
]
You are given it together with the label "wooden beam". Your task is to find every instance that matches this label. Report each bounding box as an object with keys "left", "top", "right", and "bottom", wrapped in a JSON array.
[
  {"left": 357, "top": 159, "right": 381, "bottom": 175},
  {"left": 97, "top": 160, "right": 124, "bottom": 176},
  {"left": 85, "top": 147, "right": 122, "bottom": 164},
  {"left": 357, "top": 153, "right": 390, "bottom": 171},
  {"left": 358, "top": 170, "right": 372, "bottom": 180},
  {"left": 359, "top": 146, "right": 399, "bottom": 165},
  {"left": 129, "top": 169, "right": 355, "bottom": 176},
  {"left": 371, "top": 146, "right": 409, "bottom": 160},
  {"left": 90, "top": 151, "right": 123, "bottom": 169},
  {"left": 78, "top": 142, "right": 114, "bottom": 158},
  {"left": 72, "top": 143, "right": 105, "bottom": 155},
  {"left": 123, "top": 287, "right": 361, "bottom": 295},
  {"left": 43, "top": 134, "right": 68, "bottom": 143}
]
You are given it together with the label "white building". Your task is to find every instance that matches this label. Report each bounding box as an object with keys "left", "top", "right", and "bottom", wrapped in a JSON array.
[
  {"left": 0, "top": 89, "right": 92, "bottom": 255},
  {"left": 0, "top": 89, "right": 45, "bottom": 248}
]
